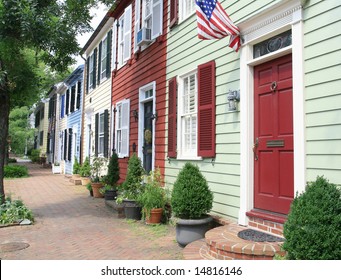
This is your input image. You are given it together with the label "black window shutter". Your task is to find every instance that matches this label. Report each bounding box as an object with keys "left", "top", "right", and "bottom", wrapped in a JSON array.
[
  {"left": 70, "top": 85, "right": 75, "bottom": 113},
  {"left": 104, "top": 109, "right": 109, "bottom": 158},
  {"left": 64, "top": 129, "right": 67, "bottom": 160},
  {"left": 97, "top": 42, "right": 102, "bottom": 85},
  {"left": 93, "top": 48, "right": 97, "bottom": 89},
  {"left": 65, "top": 89, "right": 70, "bottom": 115},
  {"left": 167, "top": 77, "right": 177, "bottom": 158},
  {"left": 76, "top": 81, "right": 81, "bottom": 110},
  {"left": 86, "top": 57, "right": 90, "bottom": 94},
  {"left": 106, "top": 30, "right": 112, "bottom": 78},
  {"left": 68, "top": 128, "right": 72, "bottom": 161},
  {"left": 95, "top": 113, "right": 99, "bottom": 157},
  {"left": 46, "top": 133, "right": 50, "bottom": 154}
]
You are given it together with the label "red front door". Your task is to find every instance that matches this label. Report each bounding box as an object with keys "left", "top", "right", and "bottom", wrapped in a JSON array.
[{"left": 254, "top": 54, "right": 294, "bottom": 215}]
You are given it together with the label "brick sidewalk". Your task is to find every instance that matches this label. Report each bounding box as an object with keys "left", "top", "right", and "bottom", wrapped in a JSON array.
[{"left": 0, "top": 163, "right": 183, "bottom": 260}]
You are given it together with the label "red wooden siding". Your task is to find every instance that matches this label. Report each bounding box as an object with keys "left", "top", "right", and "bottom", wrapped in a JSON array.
[{"left": 111, "top": 0, "right": 168, "bottom": 180}]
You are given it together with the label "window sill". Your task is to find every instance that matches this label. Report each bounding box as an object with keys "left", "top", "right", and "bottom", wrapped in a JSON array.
[{"left": 176, "top": 156, "right": 203, "bottom": 161}]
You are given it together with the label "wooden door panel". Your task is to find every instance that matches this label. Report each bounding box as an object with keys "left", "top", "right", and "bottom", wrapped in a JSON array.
[{"left": 254, "top": 54, "right": 294, "bottom": 214}]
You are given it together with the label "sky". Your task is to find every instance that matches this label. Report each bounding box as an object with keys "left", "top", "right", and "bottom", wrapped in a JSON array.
[{"left": 73, "top": 3, "right": 108, "bottom": 67}]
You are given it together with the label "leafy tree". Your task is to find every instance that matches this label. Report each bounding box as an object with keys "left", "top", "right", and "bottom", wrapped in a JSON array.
[
  {"left": 0, "top": 0, "right": 112, "bottom": 203},
  {"left": 8, "top": 106, "right": 35, "bottom": 156}
]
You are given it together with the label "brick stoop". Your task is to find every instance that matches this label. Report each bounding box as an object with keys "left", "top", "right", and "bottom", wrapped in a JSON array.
[{"left": 183, "top": 224, "right": 285, "bottom": 260}]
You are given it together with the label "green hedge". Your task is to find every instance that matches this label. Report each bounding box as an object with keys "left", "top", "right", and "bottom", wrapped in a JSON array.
[
  {"left": 4, "top": 165, "right": 28, "bottom": 178},
  {"left": 0, "top": 198, "right": 34, "bottom": 224},
  {"left": 283, "top": 176, "right": 341, "bottom": 260}
]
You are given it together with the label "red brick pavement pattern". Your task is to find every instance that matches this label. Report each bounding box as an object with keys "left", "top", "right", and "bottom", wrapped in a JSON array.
[{"left": 0, "top": 163, "right": 183, "bottom": 260}]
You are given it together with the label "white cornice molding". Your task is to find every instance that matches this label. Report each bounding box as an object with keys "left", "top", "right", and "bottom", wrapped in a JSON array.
[{"left": 239, "top": 0, "right": 303, "bottom": 45}]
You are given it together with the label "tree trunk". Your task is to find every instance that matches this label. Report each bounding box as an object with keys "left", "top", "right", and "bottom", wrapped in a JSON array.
[{"left": 0, "top": 60, "right": 10, "bottom": 204}]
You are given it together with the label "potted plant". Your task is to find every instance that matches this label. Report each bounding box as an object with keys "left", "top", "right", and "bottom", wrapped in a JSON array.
[
  {"left": 121, "top": 153, "right": 145, "bottom": 220},
  {"left": 102, "top": 152, "right": 120, "bottom": 200},
  {"left": 171, "top": 162, "right": 214, "bottom": 247},
  {"left": 79, "top": 156, "right": 91, "bottom": 185},
  {"left": 100, "top": 184, "right": 117, "bottom": 200},
  {"left": 137, "top": 169, "right": 166, "bottom": 224},
  {"left": 90, "top": 156, "right": 107, "bottom": 198}
]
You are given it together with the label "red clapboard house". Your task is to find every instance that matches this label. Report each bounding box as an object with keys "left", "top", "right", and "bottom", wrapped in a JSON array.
[{"left": 110, "top": 0, "right": 167, "bottom": 179}]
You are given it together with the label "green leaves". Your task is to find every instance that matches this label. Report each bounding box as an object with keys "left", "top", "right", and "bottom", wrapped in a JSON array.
[
  {"left": 171, "top": 163, "right": 213, "bottom": 219},
  {"left": 283, "top": 176, "right": 341, "bottom": 260}
]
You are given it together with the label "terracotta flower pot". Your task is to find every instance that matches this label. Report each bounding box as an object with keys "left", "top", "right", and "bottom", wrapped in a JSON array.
[
  {"left": 91, "top": 182, "right": 104, "bottom": 198},
  {"left": 145, "top": 208, "right": 163, "bottom": 225},
  {"left": 81, "top": 177, "right": 91, "bottom": 186}
]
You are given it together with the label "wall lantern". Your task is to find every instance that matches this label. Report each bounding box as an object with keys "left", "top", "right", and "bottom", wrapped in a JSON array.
[
  {"left": 227, "top": 89, "right": 240, "bottom": 111},
  {"left": 132, "top": 109, "right": 138, "bottom": 121}
]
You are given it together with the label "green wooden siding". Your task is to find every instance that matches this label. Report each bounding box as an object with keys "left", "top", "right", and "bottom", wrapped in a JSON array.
[
  {"left": 166, "top": 0, "right": 277, "bottom": 220},
  {"left": 304, "top": 0, "right": 341, "bottom": 184}
]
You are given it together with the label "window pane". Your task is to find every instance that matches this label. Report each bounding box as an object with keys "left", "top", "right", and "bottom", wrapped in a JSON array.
[{"left": 99, "top": 113, "right": 104, "bottom": 133}]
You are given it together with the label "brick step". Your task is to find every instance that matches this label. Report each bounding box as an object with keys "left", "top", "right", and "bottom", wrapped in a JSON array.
[{"left": 184, "top": 224, "right": 285, "bottom": 260}]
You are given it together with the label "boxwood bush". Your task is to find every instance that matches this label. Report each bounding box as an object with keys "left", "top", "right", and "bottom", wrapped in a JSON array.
[
  {"left": 4, "top": 165, "right": 28, "bottom": 178},
  {"left": 282, "top": 176, "right": 341, "bottom": 260},
  {"left": 171, "top": 162, "right": 213, "bottom": 219}
]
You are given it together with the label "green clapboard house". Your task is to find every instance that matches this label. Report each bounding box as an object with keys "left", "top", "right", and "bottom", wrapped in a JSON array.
[{"left": 164, "top": 0, "right": 341, "bottom": 234}]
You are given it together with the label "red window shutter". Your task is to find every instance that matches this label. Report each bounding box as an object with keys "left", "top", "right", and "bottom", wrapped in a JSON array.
[
  {"left": 168, "top": 77, "right": 177, "bottom": 158},
  {"left": 170, "top": 0, "right": 178, "bottom": 28},
  {"left": 198, "top": 60, "right": 216, "bottom": 158}
]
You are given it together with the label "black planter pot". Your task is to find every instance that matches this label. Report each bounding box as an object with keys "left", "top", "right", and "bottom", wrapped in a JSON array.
[
  {"left": 176, "top": 215, "right": 213, "bottom": 247},
  {"left": 123, "top": 199, "right": 142, "bottom": 220},
  {"left": 104, "top": 190, "right": 117, "bottom": 200}
]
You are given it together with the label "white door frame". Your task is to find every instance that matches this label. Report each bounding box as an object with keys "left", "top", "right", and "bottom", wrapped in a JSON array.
[
  {"left": 138, "top": 81, "right": 156, "bottom": 172},
  {"left": 238, "top": 0, "right": 306, "bottom": 225}
]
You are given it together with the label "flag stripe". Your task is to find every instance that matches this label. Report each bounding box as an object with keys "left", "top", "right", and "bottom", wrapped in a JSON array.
[{"left": 195, "top": 0, "right": 241, "bottom": 52}]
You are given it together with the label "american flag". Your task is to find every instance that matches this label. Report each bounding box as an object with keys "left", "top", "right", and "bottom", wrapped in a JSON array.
[{"left": 196, "top": 0, "right": 241, "bottom": 52}]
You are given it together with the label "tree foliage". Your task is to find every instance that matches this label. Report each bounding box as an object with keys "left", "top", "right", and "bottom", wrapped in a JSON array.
[
  {"left": 0, "top": 0, "right": 111, "bottom": 203},
  {"left": 8, "top": 106, "right": 35, "bottom": 155}
]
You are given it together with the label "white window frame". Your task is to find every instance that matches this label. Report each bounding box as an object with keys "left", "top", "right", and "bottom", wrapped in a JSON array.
[
  {"left": 100, "top": 36, "right": 108, "bottom": 81},
  {"left": 117, "top": 5, "right": 132, "bottom": 69},
  {"left": 177, "top": 70, "right": 199, "bottom": 159},
  {"left": 179, "top": 0, "right": 196, "bottom": 22},
  {"left": 138, "top": 82, "right": 156, "bottom": 171},
  {"left": 98, "top": 111, "right": 105, "bottom": 156},
  {"left": 115, "top": 99, "right": 130, "bottom": 158},
  {"left": 141, "top": 0, "right": 163, "bottom": 41}
]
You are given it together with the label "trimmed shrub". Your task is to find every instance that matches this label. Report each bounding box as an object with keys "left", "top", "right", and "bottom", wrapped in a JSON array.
[
  {"left": 121, "top": 153, "right": 144, "bottom": 199},
  {"left": 105, "top": 151, "right": 120, "bottom": 187},
  {"left": 29, "top": 149, "right": 40, "bottom": 163},
  {"left": 73, "top": 156, "right": 81, "bottom": 174},
  {"left": 282, "top": 176, "right": 341, "bottom": 260},
  {"left": 171, "top": 162, "right": 213, "bottom": 219},
  {"left": 8, "top": 158, "right": 17, "bottom": 163},
  {"left": 4, "top": 165, "right": 28, "bottom": 178},
  {"left": 79, "top": 157, "right": 91, "bottom": 177}
]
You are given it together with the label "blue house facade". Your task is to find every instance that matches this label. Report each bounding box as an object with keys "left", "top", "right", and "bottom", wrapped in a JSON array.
[{"left": 59, "top": 65, "right": 84, "bottom": 174}]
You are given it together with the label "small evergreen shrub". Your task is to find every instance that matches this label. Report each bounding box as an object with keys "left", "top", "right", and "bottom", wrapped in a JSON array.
[
  {"left": 29, "top": 149, "right": 40, "bottom": 163},
  {"left": 171, "top": 162, "right": 213, "bottom": 219},
  {"left": 73, "top": 156, "right": 80, "bottom": 174},
  {"left": 80, "top": 157, "right": 91, "bottom": 177},
  {"left": 282, "top": 176, "right": 341, "bottom": 260},
  {"left": 0, "top": 197, "right": 34, "bottom": 224},
  {"left": 105, "top": 152, "right": 120, "bottom": 187},
  {"left": 4, "top": 165, "right": 28, "bottom": 178},
  {"left": 121, "top": 153, "right": 144, "bottom": 199}
]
